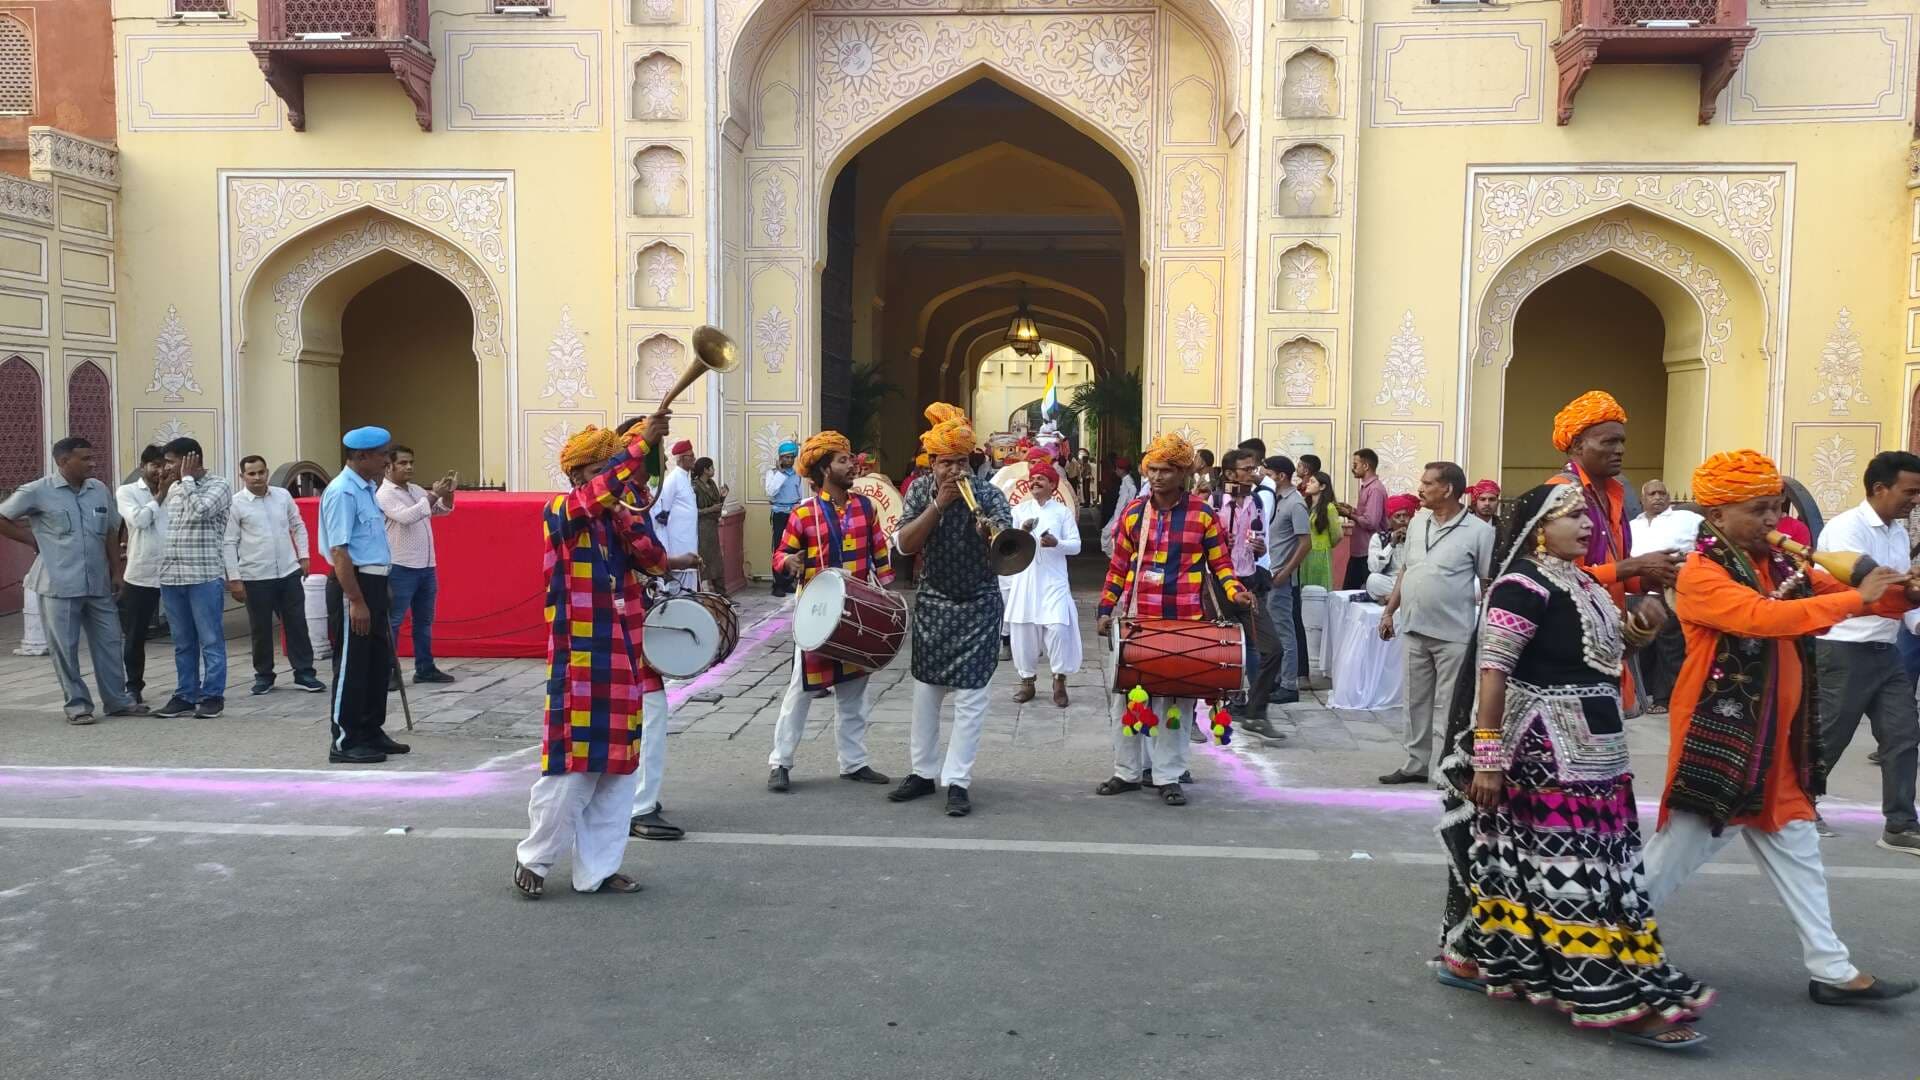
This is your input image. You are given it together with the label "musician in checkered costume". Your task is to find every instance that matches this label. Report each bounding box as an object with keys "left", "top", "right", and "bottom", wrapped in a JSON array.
[
  {"left": 765, "top": 430, "right": 896, "bottom": 793},
  {"left": 512, "top": 412, "right": 700, "bottom": 900},
  {"left": 1095, "top": 431, "right": 1250, "bottom": 807}
]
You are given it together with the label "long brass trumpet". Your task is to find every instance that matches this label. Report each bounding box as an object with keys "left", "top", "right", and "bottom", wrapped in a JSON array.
[
  {"left": 655, "top": 325, "right": 741, "bottom": 411},
  {"left": 1769, "top": 530, "right": 1877, "bottom": 585},
  {"left": 957, "top": 478, "right": 1036, "bottom": 575}
]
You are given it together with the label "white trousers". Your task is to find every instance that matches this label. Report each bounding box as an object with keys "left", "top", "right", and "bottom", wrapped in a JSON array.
[
  {"left": 1642, "top": 812, "right": 1858, "bottom": 985},
  {"left": 768, "top": 649, "right": 872, "bottom": 773},
  {"left": 1108, "top": 694, "right": 1195, "bottom": 783},
  {"left": 1010, "top": 622, "right": 1082, "bottom": 678},
  {"left": 910, "top": 681, "right": 988, "bottom": 788},
  {"left": 628, "top": 688, "right": 671, "bottom": 817},
  {"left": 516, "top": 768, "right": 643, "bottom": 893}
]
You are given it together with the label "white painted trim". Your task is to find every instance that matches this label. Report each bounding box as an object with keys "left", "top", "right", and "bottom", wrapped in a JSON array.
[
  {"left": 706, "top": 0, "right": 724, "bottom": 462},
  {"left": 1236, "top": 0, "right": 1266, "bottom": 440}
]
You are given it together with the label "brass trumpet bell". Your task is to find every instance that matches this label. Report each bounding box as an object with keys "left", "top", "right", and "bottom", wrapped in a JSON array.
[
  {"left": 1769, "top": 530, "right": 1877, "bottom": 586},
  {"left": 957, "top": 479, "right": 1036, "bottom": 575},
  {"left": 692, "top": 325, "right": 741, "bottom": 375}
]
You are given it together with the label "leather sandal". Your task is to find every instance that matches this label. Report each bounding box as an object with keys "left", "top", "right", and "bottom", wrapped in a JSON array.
[{"left": 1096, "top": 776, "right": 1142, "bottom": 796}]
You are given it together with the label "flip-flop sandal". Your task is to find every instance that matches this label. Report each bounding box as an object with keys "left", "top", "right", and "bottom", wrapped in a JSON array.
[
  {"left": 512, "top": 862, "right": 544, "bottom": 901},
  {"left": 594, "top": 873, "right": 644, "bottom": 894},
  {"left": 1160, "top": 783, "right": 1187, "bottom": 806},
  {"left": 66, "top": 714, "right": 95, "bottom": 726},
  {"left": 1434, "top": 970, "right": 1486, "bottom": 993},
  {"left": 1096, "top": 777, "right": 1142, "bottom": 796},
  {"left": 1615, "top": 1026, "right": 1708, "bottom": 1051}
]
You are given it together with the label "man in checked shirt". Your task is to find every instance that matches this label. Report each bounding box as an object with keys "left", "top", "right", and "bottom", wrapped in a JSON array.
[{"left": 1095, "top": 431, "right": 1251, "bottom": 807}]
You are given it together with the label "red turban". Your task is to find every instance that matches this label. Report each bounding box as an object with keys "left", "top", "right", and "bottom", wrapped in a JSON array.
[
  {"left": 1470, "top": 479, "right": 1500, "bottom": 498},
  {"left": 1029, "top": 461, "right": 1060, "bottom": 486},
  {"left": 1386, "top": 493, "right": 1420, "bottom": 518},
  {"left": 670, "top": 439, "right": 693, "bottom": 456}
]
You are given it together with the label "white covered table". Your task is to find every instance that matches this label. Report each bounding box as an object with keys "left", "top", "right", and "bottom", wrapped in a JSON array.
[{"left": 1320, "top": 589, "right": 1405, "bottom": 711}]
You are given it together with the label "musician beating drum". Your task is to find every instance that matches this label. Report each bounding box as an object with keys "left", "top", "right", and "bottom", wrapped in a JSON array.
[
  {"left": 1095, "top": 431, "right": 1252, "bottom": 808},
  {"left": 767, "top": 431, "right": 900, "bottom": 793},
  {"left": 891, "top": 403, "right": 1016, "bottom": 818}
]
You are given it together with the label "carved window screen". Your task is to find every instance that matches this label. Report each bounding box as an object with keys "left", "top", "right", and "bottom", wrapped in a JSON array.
[
  {"left": 0, "top": 16, "right": 34, "bottom": 116},
  {"left": 172, "top": 1, "right": 232, "bottom": 14},
  {"left": 0, "top": 356, "right": 43, "bottom": 491},
  {"left": 66, "top": 362, "right": 112, "bottom": 470}
]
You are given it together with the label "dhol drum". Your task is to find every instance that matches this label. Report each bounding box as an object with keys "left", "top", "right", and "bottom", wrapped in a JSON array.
[
  {"left": 792, "top": 568, "right": 909, "bottom": 671},
  {"left": 1112, "top": 618, "right": 1246, "bottom": 699},
  {"left": 641, "top": 591, "right": 740, "bottom": 679}
]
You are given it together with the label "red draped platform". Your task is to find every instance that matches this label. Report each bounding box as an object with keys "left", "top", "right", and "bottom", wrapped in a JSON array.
[{"left": 297, "top": 491, "right": 553, "bottom": 659}]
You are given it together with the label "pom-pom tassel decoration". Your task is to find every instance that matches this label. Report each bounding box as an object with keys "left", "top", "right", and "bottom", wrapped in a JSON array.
[
  {"left": 1165, "top": 705, "right": 1182, "bottom": 732},
  {"left": 1210, "top": 703, "right": 1232, "bottom": 746},
  {"left": 1121, "top": 685, "right": 1155, "bottom": 737}
]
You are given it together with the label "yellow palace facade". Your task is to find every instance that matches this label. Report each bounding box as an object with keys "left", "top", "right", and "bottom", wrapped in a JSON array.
[{"left": 49, "top": 0, "right": 1920, "bottom": 567}]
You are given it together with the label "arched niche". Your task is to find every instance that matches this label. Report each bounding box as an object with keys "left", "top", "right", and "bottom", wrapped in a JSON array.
[
  {"left": 1277, "top": 143, "right": 1336, "bottom": 217},
  {"left": 632, "top": 51, "right": 686, "bottom": 121},
  {"left": 631, "top": 144, "right": 690, "bottom": 216},
  {"left": 1274, "top": 241, "right": 1332, "bottom": 311},
  {"left": 1281, "top": 48, "right": 1337, "bottom": 118},
  {"left": 1271, "top": 335, "right": 1327, "bottom": 408}
]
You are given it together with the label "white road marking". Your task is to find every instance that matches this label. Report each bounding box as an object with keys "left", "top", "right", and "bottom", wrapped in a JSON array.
[{"left": 3, "top": 815, "right": 1917, "bottom": 879}]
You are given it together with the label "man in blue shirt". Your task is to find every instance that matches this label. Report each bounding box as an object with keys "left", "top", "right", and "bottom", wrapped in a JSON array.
[
  {"left": 320, "top": 426, "right": 406, "bottom": 764},
  {"left": 762, "top": 439, "right": 803, "bottom": 596}
]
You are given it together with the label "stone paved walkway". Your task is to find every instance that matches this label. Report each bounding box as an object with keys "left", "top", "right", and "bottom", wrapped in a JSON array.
[{"left": 0, "top": 564, "right": 1402, "bottom": 754}]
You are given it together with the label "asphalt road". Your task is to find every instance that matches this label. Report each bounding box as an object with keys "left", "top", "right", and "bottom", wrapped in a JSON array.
[{"left": 4, "top": 714, "right": 1919, "bottom": 1080}]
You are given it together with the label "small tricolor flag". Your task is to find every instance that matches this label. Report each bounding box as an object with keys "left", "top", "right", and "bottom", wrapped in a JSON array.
[{"left": 1039, "top": 349, "right": 1058, "bottom": 419}]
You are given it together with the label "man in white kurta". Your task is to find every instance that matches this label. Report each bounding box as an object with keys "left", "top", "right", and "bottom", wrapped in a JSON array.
[
  {"left": 651, "top": 439, "right": 700, "bottom": 590},
  {"left": 1007, "top": 462, "right": 1082, "bottom": 707}
]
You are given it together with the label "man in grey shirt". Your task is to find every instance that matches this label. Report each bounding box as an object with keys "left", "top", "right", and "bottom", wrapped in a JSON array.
[
  {"left": 1378, "top": 461, "right": 1494, "bottom": 783},
  {"left": 1241, "top": 454, "right": 1310, "bottom": 738},
  {"left": 0, "top": 437, "right": 147, "bottom": 724}
]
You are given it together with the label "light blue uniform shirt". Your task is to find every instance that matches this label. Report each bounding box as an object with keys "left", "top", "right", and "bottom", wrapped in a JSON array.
[{"left": 319, "top": 468, "right": 392, "bottom": 568}]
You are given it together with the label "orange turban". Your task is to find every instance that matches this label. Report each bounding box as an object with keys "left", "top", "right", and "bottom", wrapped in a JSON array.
[
  {"left": 558, "top": 425, "right": 623, "bottom": 475},
  {"left": 1691, "top": 450, "right": 1783, "bottom": 508},
  {"left": 796, "top": 430, "right": 850, "bottom": 478},
  {"left": 914, "top": 452, "right": 930, "bottom": 469},
  {"left": 921, "top": 401, "right": 976, "bottom": 457},
  {"left": 1141, "top": 431, "right": 1198, "bottom": 471},
  {"left": 1552, "top": 390, "right": 1629, "bottom": 453}
]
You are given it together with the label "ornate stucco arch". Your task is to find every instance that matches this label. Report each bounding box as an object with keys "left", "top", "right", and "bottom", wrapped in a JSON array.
[
  {"left": 220, "top": 172, "right": 518, "bottom": 484},
  {"left": 1466, "top": 204, "right": 1773, "bottom": 487},
  {"left": 719, "top": 0, "right": 1247, "bottom": 141}
]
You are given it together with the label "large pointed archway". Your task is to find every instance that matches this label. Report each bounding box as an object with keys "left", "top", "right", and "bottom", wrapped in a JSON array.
[
  {"left": 234, "top": 206, "right": 508, "bottom": 482},
  {"left": 718, "top": 3, "right": 1246, "bottom": 571}
]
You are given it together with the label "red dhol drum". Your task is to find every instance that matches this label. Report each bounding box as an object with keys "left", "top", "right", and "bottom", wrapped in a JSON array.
[
  {"left": 1112, "top": 618, "right": 1246, "bottom": 699},
  {"left": 792, "top": 568, "right": 909, "bottom": 671}
]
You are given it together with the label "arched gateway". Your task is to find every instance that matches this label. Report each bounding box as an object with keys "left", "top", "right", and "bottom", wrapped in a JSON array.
[{"left": 713, "top": 0, "right": 1251, "bottom": 555}]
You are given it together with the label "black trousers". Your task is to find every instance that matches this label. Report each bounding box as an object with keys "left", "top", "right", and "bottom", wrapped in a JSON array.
[
  {"left": 1292, "top": 583, "right": 1309, "bottom": 679},
  {"left": 1340, "top": 551, "right": 1370, "bottom": 592},
  {"left": 770, "top": 511, "right": 793, "bottom": 595},
  {"left": 244, "top": 570, "right": 316, "bottom": 680},
  {"left": 325, "top": 572, "right": 392, "bottom": 752},
  {"left": 117, "top": 583, "right": 162, "bottom": 699}
]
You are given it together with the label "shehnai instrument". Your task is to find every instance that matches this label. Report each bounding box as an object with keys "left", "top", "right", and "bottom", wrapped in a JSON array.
[{"left": 1769, "top": 530, "right": 1877, "bottom": 585}]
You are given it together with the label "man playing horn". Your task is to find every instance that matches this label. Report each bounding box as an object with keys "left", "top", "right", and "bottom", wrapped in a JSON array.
[
  {"left": 1641, "top": 450, "right": 1918, "bottom": 1006},
  {"left": 511, "top": 414, "right": 699, "bottom": 900},
  {"left": 765, "top": 430, "right": 894, "bottom": 793},
  {"left": 891, "top": 403, "right": 1012, "bottom": 817}
]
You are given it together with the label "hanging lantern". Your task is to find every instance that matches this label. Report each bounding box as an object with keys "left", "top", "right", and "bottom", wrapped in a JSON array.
[{"left": 1005, "top": 288, "right": 1042, "bottom": 357}]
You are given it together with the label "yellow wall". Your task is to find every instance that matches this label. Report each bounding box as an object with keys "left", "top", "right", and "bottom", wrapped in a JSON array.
[
  {"left": 337, "top": 264, "right": 479, "bottom": 481},
  {"left": 1502, "top": 266, "right": 1667, "bottom": 493},
  {"left": 94, "top": 0, "right": 1920, "bottom": 565}
]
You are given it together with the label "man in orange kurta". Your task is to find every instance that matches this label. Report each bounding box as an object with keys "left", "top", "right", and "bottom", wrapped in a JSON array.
[
  {"left": 1545, "top": 392, "right": 1685, "bottom": 712},
  {"left": 1641, "top": 450, "right": 1918, "bottom": 1007}
]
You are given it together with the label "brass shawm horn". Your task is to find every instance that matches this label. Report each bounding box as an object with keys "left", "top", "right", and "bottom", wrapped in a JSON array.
[
  {"left": 1769, "top": 530, "right": 1878, "bottom": 585},
  {"left": 656, "top": 324, "right": 740, "bottom": 411},
  {"left": 957, "top": 477, "right": 1036, "bottom": 575}
]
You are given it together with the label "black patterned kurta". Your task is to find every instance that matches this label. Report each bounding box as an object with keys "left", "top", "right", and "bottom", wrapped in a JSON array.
[{"left": 901, "top": 473, "right": 1010, "bottom": 689}]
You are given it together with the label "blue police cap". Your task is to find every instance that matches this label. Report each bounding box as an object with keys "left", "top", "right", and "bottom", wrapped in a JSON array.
[{"left": 342, "top": 426, "right": 391, "bottom": 451}]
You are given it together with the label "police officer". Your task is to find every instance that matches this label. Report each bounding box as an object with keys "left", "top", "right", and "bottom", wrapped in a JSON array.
[{"left": 321, "top": 426, "right": 407, "bottom": 764}]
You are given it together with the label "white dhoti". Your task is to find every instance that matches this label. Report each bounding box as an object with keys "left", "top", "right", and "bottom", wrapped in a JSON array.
[
  {"left": 629, "top": 688, "right": 672, "bottom": 817},
  {"left": 1642, "top": 811, "right": 1858, "bottom": 985},
  {"left": 1108, "top": 693, "right": 1196, "bottom": 783},
  {"left": 1010, "top": 623, "right": 1081, "bottom": 677},
  {"left": 14, "top": 585, "right": 47, "bottom": 655},
  {"left": 910, "top": 681, "right": 988, "bottom": 788},
  {"left": 516, "top": 769, "right": 643, "bottom": 893},
  {"left": 768, "top": 647, "right": 873, "bottom": 773}
]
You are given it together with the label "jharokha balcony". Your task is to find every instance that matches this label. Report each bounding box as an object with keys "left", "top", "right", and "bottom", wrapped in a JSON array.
[
  {"left": 251, "top": 0, "right": 435, "bottom": 132},
  {"left": 1553, "top": 0, "right": 1755, "bottom": 125}
]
